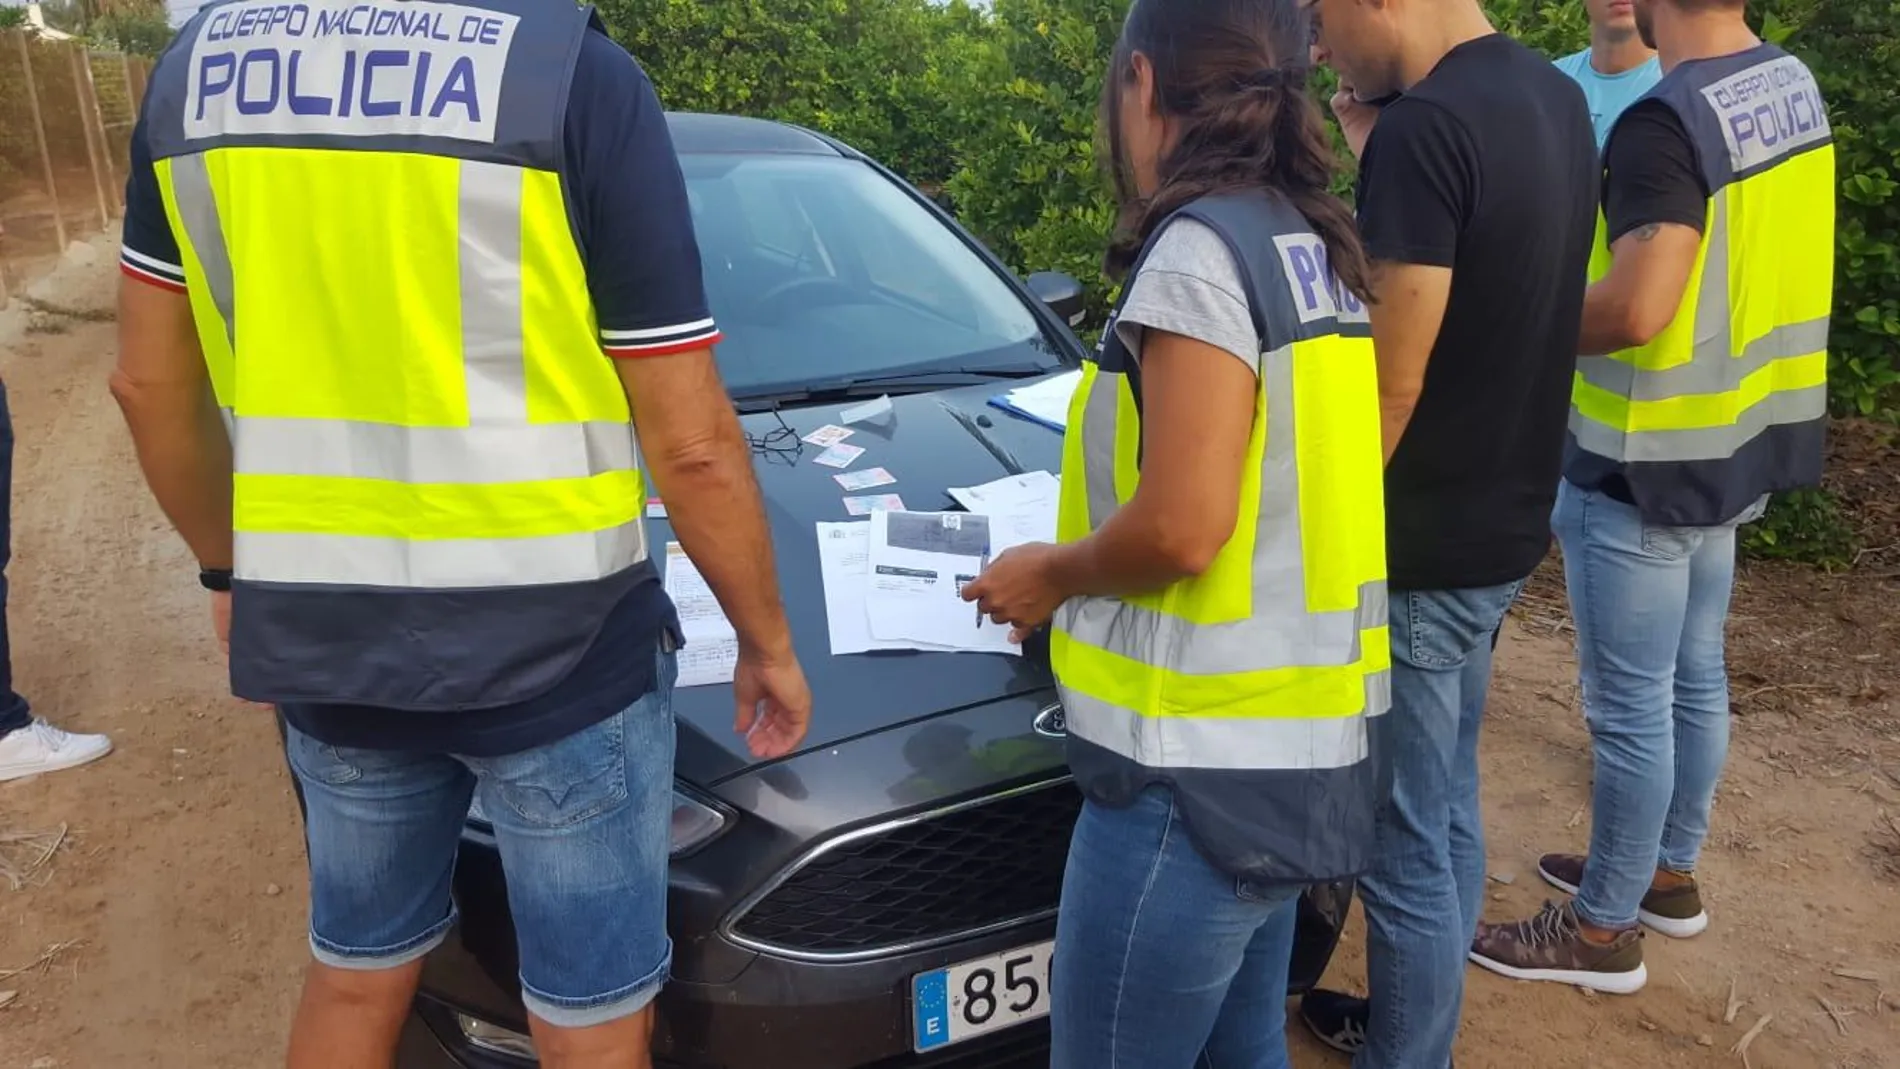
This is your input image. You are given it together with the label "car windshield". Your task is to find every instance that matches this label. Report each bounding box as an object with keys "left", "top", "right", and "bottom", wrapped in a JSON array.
[{"left": 679, "top": 153, "right": 1056, "bottom": 398}]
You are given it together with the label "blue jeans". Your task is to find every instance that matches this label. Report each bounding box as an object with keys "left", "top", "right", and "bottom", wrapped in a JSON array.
[
  {"left": 1355, "top": 583, "right": 1522, "bottom": 1069},
  {"left": 1051, "top": 785, "right": 1300, "bottom": 1069},
  {"left": 1555, "top": 480, "right": 1737, "bottom": 929},
  {"left": 0, "top": 380, "right": 31, "bottom": 739},
  {"left": 284, "top": 652, "right": 678, "bottom": 1028}
]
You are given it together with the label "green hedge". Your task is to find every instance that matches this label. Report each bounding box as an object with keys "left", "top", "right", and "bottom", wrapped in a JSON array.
[
  {"left": 602, "top": 0, "right": 1897, "bottom": 428},
  {"left": 597, "top": 0, "right": 1894, "bottom": 565}
]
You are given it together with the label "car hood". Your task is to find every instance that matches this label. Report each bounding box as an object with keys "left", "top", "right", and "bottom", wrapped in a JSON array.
[{"left": 659, "top": 377, "right": 1069, "bottom": 786}]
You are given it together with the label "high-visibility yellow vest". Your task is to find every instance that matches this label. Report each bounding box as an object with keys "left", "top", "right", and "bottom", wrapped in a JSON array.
[
  {"left": 140, "top": 0, "right": 649, "bottom": 707},
  {"left": 1568, "top": 44, "right": 1833, "bottom": 526},
  {"left": 1051, "top": 194, "right": 1389, "bottom": 883}
]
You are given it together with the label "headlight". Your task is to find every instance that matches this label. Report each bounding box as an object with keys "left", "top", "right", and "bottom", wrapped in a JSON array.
[
  {"left": 457, "top": 1014, "right": 536, "bottom": 1059},
  {"left": 667, "top": 786, "right": 731, "bottom": 856},
  {"left": 467, "top": 783, "right": 731, "bottom": 858}
]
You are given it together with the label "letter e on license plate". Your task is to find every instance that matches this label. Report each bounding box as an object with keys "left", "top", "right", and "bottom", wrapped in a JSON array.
[{"left": 912, "top": 940, "right": 1054, "bottom": 1052}]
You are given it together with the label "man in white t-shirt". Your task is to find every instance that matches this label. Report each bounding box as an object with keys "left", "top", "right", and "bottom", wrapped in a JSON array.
[{"left": 1553, "top": 0, "right": 1663, "bottom": 147}]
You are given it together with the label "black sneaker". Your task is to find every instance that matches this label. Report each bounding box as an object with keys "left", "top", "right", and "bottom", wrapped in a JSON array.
[{"left": 1298, "top": 989, "right": 1368, "bottom": 1055}]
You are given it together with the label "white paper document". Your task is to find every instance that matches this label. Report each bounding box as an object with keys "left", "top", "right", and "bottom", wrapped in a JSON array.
[
  {"left": 985, "top": 507, "right": 1058, "bottom": 555},
  {"left": 865, "top": 511, "right": 1019, "bottom": 654},
  {"left": 839, "top": 394, "right": 895, "bottom": 425},
  {"left": 816, "top": 522, "right": 957, "bottom": 656},
  {"left": 663, "top": 542, "right": 739, "bottom": 687},
  {"left": 945, "top": 471, "right": 1059, "bottom": 557},
  {"left": 997, "top": 370, "right": 1082, "bottom": 430},
  {"left": 948, "top": 470, "right": 1060, "bottom": 516}
]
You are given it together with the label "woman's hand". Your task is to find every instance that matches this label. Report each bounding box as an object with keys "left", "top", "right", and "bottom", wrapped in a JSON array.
[{"left": 961, "top": 543, "right": 1069, "bottom": 643}]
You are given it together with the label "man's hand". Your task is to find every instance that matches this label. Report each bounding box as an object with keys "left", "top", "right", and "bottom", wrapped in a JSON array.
[
  {"left": 615, "top": 348, "right": 809, "bottom": 756},
  {"left": 209, "top": 590, "right": 232, "bottom": 656},
  {"left": 962, "top": 542, "right": 1069, "bottom": 643},
  {"left": 731, "top": 647, "right": 811, "bottom": 759},
  {"left": 1330, "top": 80, "right": 1381, "bottom": 159}
]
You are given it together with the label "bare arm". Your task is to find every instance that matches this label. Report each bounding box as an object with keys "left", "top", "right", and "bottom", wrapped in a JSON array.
[
  {"left": 110, "top": 278, "right": 233, "bottom": 570},
  {"left": 1578, "top": 222, "right": 1701, "bottom": 356},
  {"left": 616, "top": 352, "right": 792, "bottom": 661},
  {"left": 1366, "top": 261, "right": 1453, "bottom": 463},
  {"left": 1049, "top": 331, "right": 1256, "bottom": 595}
]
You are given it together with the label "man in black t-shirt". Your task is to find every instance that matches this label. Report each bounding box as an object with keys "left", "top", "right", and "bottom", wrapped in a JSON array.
[{"left": 1298, "top": 1, "right": 1598, "bottom": 1064}]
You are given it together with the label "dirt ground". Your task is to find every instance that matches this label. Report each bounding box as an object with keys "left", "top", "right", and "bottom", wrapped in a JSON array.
[{"left": 0, "top": 251, "right": 1896, "bottom": 1069}]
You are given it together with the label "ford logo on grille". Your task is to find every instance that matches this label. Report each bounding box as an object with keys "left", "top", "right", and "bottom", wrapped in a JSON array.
[{"left": 1033, "top": 702, "right": 1067, "bottom": 738}]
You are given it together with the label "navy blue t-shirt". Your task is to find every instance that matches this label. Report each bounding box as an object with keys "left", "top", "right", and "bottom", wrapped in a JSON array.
[{"left": 122, "top": 28, "right": 713, "bottom": 755}]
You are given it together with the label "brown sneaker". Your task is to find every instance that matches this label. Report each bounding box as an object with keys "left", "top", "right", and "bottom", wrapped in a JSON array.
[
  {"left": 1537, "top": 853, "right": 1710, "bottom": 939},
  {"left": 1468, "top": 900, "right": 1647, "bottom": 994}
]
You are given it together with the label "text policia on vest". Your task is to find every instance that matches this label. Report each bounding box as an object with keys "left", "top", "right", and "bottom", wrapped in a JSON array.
[{"left": 189, "top": 1, "right": 514, "bottom": 136}]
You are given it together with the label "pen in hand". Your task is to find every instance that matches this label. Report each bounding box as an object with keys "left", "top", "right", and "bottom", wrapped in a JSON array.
[{"left": 975, "top": 545, "right": 990, "bottom": 628}]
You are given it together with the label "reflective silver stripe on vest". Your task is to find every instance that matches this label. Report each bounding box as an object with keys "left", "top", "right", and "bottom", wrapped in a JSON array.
[
  {"left": 1568, "top": 382, "right": 1829, "bottom": 465},
  {"left": 1574, "top": 318, "right": 1829, "bottom": 402},
  {"left": 168, "top": 154, "right": 648, "bottom": 586},
  {"left": 1080, "top": 368, "right": 1120, "bottom": 531},
  {"left": 235, "top": 524, "right": 646, "bottom": 588},
  {"left": 459, "top": 159, "right": 530, "bottom": 421},
  {"left": 1057, "top": 342, "right": 1386, "bottom": 772},
  {"left": 1571, "top": 158, "right": 1828, "bottom": 465},
  {"left": 1060, "top": 580, "right": 1385, "bottom": 675},
  {"left": 232, "top": 419, "right": 638, "bottom": 482},
  {"left": 1059, "top": 688, "right": 1367, "bottom": 771},
  {"left": 169, "top": 152, "right": 236, "bottom": 353}
]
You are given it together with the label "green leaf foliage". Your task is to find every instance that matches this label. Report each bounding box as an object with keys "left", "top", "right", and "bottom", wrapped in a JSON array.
[{"left": 596, "top": 0, "right": 1900, "bottom": 564}]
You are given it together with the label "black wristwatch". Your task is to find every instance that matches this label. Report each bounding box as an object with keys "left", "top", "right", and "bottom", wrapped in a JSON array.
[{"left": 198, "top": 567, "right": 233, "bottom": 592}]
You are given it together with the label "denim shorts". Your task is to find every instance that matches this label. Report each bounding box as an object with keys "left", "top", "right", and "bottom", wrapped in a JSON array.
[{"left": 284, "top": 652, "right": 678, "bottom": 1028}]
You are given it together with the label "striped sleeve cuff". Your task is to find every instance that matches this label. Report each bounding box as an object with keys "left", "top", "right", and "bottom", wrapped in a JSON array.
[
  {"left": 120, "top": 245, "right": 187, "bottom": 292},
  {"left": 601, "top": 318, "right": 722, "bottom": 358}
]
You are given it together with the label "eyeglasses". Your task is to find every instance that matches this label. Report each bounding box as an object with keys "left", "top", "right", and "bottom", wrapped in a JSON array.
[{"left": 746, "top": 407, "right": 805, "bottom": 464}]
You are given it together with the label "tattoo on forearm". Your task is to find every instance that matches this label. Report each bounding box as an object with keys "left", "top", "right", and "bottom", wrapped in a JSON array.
[{"left": 1632, "top": 223, "right": 1663, "bottom": 241}]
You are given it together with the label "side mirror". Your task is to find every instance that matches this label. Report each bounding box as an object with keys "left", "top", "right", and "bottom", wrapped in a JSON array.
[{"left": 1026, "top": 271, "right": 1087, "bottom": 329}]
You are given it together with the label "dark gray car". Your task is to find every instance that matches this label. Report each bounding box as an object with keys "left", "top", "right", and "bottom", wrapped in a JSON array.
[{"left": 392, "top": 113, "right": 1354, "bottom": 1069}]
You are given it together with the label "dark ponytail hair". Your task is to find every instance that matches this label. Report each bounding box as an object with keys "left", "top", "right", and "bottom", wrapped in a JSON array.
[{"left": 1101, "top": 0, "right": 1372, "bottom": 304}]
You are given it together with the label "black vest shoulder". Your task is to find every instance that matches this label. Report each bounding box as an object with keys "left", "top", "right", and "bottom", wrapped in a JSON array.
[
  {"left": 1097, "top": 192, "right": 1371, "bottom": 380},
  {"left": 143, "top": 0, "right": 597, "bottom": 170},
  {"left": 1611, "top": 43, "right": 1831, "bottom": 194}
]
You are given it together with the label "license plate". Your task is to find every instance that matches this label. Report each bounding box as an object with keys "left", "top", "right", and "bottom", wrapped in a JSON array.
[{"left": 911, "top": 940, "right": 1054, "bottom": 1053}]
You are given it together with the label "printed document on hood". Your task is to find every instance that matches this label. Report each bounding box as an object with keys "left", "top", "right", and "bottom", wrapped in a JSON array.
[
  {"left": 865, "top": 510, "right": 1019, "bottom": 654},
  {"left": 663, "top": 542, "right": 739, "bottom": 687},
  {"left": 817, "top": 522, "right": 957, "bottom": 656}
]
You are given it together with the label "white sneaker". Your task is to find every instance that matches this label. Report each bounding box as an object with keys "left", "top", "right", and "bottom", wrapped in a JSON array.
[{"left": 0, "top": 719, "right": 114, "bottom": 782}]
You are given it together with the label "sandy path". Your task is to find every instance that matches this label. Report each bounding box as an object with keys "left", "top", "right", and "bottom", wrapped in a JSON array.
[{"left": 1, "top": 251, "right": 1895, "bottom": 1068}]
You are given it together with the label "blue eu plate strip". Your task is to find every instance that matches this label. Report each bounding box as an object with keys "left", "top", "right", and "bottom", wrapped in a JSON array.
[{"left": 912, "top": 969, "right": 951, "bottom": 1051}]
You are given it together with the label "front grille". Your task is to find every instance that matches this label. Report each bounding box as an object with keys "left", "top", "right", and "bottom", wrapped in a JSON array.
[
  {"left": 864, "top": 1022, "right": 1050, "bottom": 1069},
  {"left": 729, "top": 780, "right": 1081, "bottom": 956}
]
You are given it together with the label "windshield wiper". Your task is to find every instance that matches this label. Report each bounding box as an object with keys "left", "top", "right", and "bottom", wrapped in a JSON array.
[
  {"left": 818, "top": 364, "right": 1054, "bottom": 391},
  {"left": 733, "top": 364, "right": 1057, "bottom": 414}
]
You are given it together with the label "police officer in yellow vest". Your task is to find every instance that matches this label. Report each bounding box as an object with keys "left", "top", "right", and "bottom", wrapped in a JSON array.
[
  {"left": 963, "top": 3, "right": 1387, "bottom": 1063},
  {"left": 111, "top": 0, "right": 811, "bottom": 1064},
  {"left": 1471, "top": 0, "right": 1831, "bottom": 995}
]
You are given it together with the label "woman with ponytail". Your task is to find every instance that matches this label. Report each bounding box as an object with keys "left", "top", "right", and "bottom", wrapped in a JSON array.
[{"left": 962, "top": 1, "right": 1388, "bottom": 1065}]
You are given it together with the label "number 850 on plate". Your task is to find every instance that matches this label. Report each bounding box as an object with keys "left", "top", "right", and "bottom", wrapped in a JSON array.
[{"left": 911, "top": 940, "right": 1054, "bottom": 1053}]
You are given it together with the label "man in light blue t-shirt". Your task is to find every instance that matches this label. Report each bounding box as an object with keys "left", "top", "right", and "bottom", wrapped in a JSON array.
[{"left": 1553, "top": 0, "right": 1662, "bottom": 148}]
